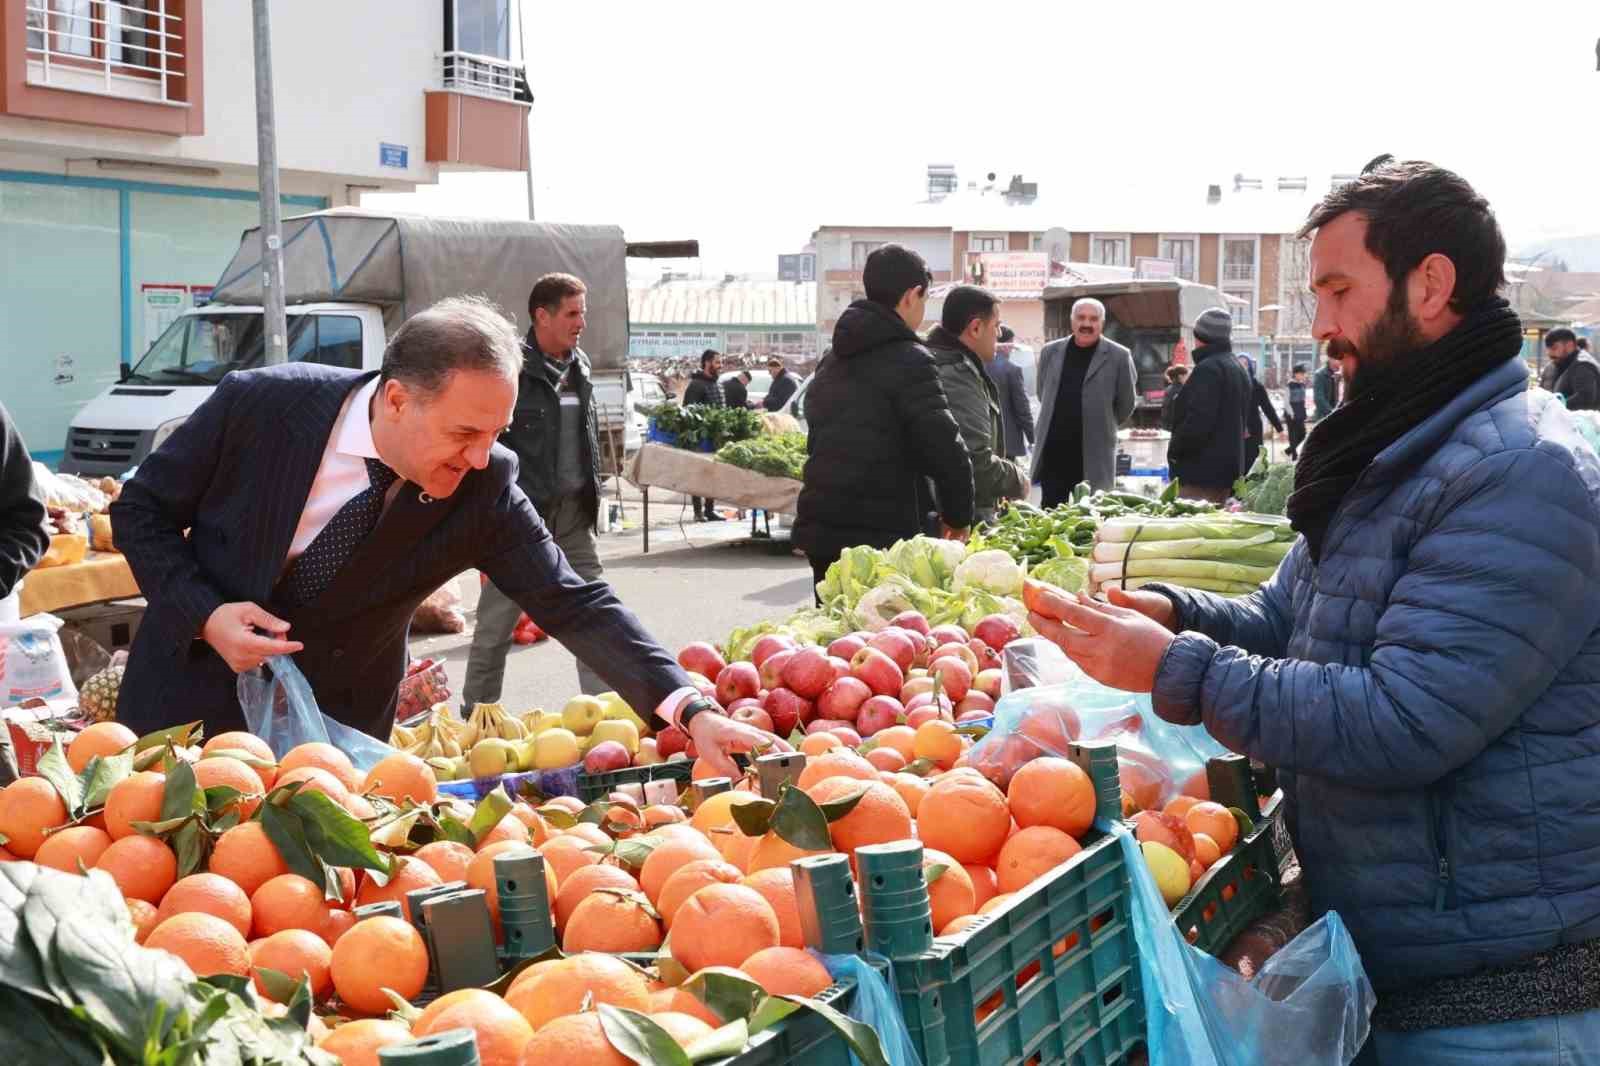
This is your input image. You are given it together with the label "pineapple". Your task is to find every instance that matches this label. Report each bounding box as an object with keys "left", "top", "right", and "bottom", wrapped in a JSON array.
[{"left": 78, "top": 665, "right": 124, "bottom": 723}]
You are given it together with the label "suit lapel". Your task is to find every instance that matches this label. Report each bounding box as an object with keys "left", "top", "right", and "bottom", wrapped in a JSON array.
[
  {"left": 1083, "top": 340, "right": 1115, "bottom": 388},
  {"left": 252, "top": 371, "right": 377, "bottom": 600}
]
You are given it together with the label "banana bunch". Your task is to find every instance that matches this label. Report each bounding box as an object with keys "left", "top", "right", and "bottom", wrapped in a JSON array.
[
  {"left": 391, "top": 703, "right": 469, "bottom": 759},
  {"left": 462, "top": 702, "right": 526, "bottom": 747}
]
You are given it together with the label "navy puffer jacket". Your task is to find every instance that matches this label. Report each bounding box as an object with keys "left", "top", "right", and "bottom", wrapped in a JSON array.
[{"left": 1150, "top": 356, "right": 1600, "bottom": 989}]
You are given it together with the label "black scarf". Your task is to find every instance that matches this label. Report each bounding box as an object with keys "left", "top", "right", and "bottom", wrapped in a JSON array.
[{"left": 1286, "top": 299, "right": 1523, "bottom": 563}]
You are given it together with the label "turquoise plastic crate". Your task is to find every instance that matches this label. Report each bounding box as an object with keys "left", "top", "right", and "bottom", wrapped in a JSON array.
[
  {"left": 576, "top": 758, "right": 694, "bottom": 803},
  {"left": 866, "top": 740, "right": 1146, "bottom": 1066},
  {"left": 709, "top": 957, "right": 891, "bottom": 1066},
  {"left": 1169, "top": 755, "right": 1292, "bottom": 955}
]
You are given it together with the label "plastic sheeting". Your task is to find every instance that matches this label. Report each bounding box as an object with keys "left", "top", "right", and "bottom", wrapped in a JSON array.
[{"left": 207, "top": 209, "right": 629, "bottom": 369}]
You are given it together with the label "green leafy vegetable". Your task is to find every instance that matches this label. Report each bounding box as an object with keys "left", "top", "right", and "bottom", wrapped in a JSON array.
[{"left": 715, "top": 432, "right": 808, "bottom": 480}]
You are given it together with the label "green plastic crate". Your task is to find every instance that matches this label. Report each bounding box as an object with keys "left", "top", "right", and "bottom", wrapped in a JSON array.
[
  {"left": 864, "top": 740, "right": 1146, "bottom": 1066},
  {"left": 1169, "top": 755, "right": 1293, "bottom": 956},
  {"left": 709, "top": 957, "right": 891, "bottom": 1066},
  {"left": 576, "top": 758, "right": 694, "bottom": 803}
]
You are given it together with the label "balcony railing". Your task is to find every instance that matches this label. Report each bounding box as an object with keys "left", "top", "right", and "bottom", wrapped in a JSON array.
[
  {"left": 1222, "top": 262, "right": 1256, "bottom": 283},
  {"left": 25, "top": 0, "right": 185, "bottom": 105},
  {"left": 440, "top": 50, "right": 526, "bottom": 102}
]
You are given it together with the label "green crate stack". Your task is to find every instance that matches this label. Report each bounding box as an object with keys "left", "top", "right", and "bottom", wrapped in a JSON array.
[
  {"left": 576, "top": 758, "right": 694, "bottom": 802},
  {"left": 861, "top": 739, "right": 1145, "bottom": 1066},
  {"left": 1169, "top": 754, "right": 1292, "bottom": 955}
]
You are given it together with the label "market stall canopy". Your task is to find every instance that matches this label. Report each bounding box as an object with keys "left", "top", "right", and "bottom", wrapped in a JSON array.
[
  {"left": 207, "top": 209, "right": 630, "bottom": 369},
  {"left": 1043, "top": 278, "right": 1231, "bottom": 331}
]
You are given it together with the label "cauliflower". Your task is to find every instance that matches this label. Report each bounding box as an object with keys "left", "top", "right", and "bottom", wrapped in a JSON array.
[{"left": 952, "top": 549, "right": 1026, "bottom": 598}]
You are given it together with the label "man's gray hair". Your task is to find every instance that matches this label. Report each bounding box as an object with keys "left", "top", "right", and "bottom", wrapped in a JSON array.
[
  {"left": 1071, "top": 297, "right": 1106, "bottom": 321},
  {"left": 380, "top": 295, "right": 523, "bottom": 396}
]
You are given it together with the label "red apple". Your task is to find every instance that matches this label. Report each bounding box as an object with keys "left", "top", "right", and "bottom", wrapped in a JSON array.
[
  {"left": 973, "top": 615, "right": 1022, "bottom": 653},
  {"left": 655, "top": 725, "right": 689, "bottom": 758},
  {"left": 827, "top": 656, "right": 852, "bottom": 685},
  {"left": 931, "top": 658, "right": 973, "bottom": 702},
  {"left": 715, "top": 661, "right": 761, "bottom": 705},
  {"left": 906, "top": 692, "right": 954, "bottom": 717},
  {"left": 849, "top": 647, "right": 905, "bottom": 698},
  {"left": 957, "top": 709, "right": 992, "bottom": 724},
  {"left": 677, "top": 641, "right": 728, "bottom": 680},
  {"left": 760, "top": 649, "right": 797, "bottom": 692},
  {"left": 890, "top": 611, "right": 930, "bottom": 637},
  {"left": 764, "top": 688, "right": 813, "bottom": 737},
  {"left": 827, "top": 726, "right": 863, "bottom": 748},
  {"left": 782, "top": 647, "right": 835, "bottom": 701},
  {"left": 827, "top": 634, "right": 866, "bottom": 661},
  {"left": 856, "top": 695, "right": 905, "bottom": 736},
  {"left": 929, "top": 624, "right": 970, "bottom": 648},
  {"left": 730, "top": 704, "right": 775, "bottom": 733},
  {"left": 808, "top": 717, "right": 857, "bottom": 734},
  {"left": 974, "top": 668, "right": 1003, "bottom": 700},
  {"left": 634, "top": 738, "right": 663, "bottom": 766},
  {"left": 931, "top": 643, "right": 981, "bottom": 676},
  {"left": 727, "top": 697, "right": 765, "bottom": 716},
  {"left": 583, "top": 741, "right": 632, "bottom": 774},
  {"left": 956, "top": 692, "right": 995, "bottom": 715},
  {"left": 969, "top": 639, "right": 1002, "bottom": 671},
  {"left": 685, "top": 672, "right": 718, "bottom": 700},
  {"left": 816, "top": 676, "right": 872, "bottom": 722},
  {"left": 905, "top": 704, "right": 946, "bottom": 730},
  {"left": 900, "top": 676, "right": 936, "bottom": 704},
  {"left": 868, "top": 629, "right": 917, "bottom": 674},
  {"left": 751, "top": 634, "right": 798, "bottom": 669}
]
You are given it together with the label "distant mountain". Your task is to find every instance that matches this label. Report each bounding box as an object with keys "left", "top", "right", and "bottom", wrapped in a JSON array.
[{"left": 1514, "top": 234, "right": 1600, "bottom": 272}]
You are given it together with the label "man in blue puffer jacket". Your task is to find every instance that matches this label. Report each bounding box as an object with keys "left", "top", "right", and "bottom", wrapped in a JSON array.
[{"left": 1030, "top": 160, "right": 1600, "bottom": 1064}]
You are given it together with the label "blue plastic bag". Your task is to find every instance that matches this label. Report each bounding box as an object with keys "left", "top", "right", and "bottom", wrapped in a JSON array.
[
  {"left": 1109, "top": 818, "right": 1374, "bottom": 1066},
  {"left": 238, "top": 654, "right": 397, "bottom": 771},
  {"left": 818, "top": 952, "right": 922, "bottom": 1066},
  {"left": 436, "top": 766, "right": 582, "bottom": 802}
]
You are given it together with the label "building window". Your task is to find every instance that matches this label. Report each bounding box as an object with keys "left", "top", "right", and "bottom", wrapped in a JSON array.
[
  {"left": 1280, "top": 237, "right": 1315, "bottom": 337},
  {"left": 1224, "top": 290, "right": 1254, "bottom": 333},
  {"left": 970, "top": 234, "right": 1006, "bottom": 253},
  {"left": 451, "top": 0, "right": 509, "bottom": 58},
  {"left": 25, "top": 1, "right": 180, "bottom": 93},
  {"left": 851, "top": 241, "right": 884, "bottom": 270},
  {"left": 1223, "top": 239, "right": 1256, "bottom": 283},
  {"left": 442, "top": 0, "right": 527, "bottom": 99},
  {"left": 1160, "top": 238, "right": 1196, "bottom": 280},
  {"left": 1092, "top": 236, "right": 1128, "bottom": 267}
]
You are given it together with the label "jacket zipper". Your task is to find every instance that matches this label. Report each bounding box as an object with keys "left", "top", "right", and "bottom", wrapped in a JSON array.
[{"left": 1427, "top": 780, "right": 1456, "bottom": 910}]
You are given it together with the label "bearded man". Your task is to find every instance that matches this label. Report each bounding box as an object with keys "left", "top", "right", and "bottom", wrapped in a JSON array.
[{"left": 1027, "top": 159, "right": 1600, "bottom": 1063}]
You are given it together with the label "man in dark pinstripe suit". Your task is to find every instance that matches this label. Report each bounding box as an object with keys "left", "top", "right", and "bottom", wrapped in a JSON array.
[{"left": 110, "top": 296, "right": 785, "bottom": 775}]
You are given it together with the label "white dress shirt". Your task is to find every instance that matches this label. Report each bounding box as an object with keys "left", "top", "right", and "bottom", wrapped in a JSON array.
[{"left": 284, "top": 376, "right": 395, "bottom": 568}]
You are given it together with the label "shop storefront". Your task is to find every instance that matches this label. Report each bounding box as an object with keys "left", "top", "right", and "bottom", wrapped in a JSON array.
[{"left": 0, "top": 170, "right": 324, "bottom": 462}]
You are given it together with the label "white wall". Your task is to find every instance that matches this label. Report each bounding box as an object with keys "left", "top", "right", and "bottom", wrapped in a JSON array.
[
  {"left": 0, "top": 0, "right": 440, "bottom": 191},
  {"left": 812, "top": 228, "right": 954, "bottom": 274}
]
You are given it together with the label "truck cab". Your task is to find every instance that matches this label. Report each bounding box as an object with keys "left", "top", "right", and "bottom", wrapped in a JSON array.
[{"left": 61, "top": 303, "right": 386, "bottom": 477}]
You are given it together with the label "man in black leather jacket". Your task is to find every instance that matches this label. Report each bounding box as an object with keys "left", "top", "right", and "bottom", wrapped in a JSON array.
[{"left": 463, "top": 273, "right": 607, "bottom": 706}]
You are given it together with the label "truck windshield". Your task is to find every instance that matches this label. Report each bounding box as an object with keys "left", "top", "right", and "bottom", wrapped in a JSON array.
[{"left": 127, "top": 313, "right": 312, "bottom": 385}]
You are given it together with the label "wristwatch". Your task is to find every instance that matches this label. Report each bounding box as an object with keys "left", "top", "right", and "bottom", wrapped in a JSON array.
[{"left": 677, "top": 696, "right": 723, "bottom": 731}]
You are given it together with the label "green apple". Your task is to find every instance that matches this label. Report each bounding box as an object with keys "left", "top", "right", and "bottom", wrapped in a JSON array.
[
  {"left": 562, "top": 695, "right": 606, "bottom": 736},
  {"left": 514, "top": 739, "right": 537, "bottom": 772},
  {"left": 468, "top": 738, "right": 518, "bottom": 779},
  {"left": 591, "top": 718, "right": 640, "bottom": 755},
  {"left": 597, "top": 691, "right": 650, "bottom": 733}
]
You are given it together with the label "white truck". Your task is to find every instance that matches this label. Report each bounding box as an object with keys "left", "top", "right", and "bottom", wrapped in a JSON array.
[{"left": 61, "top": 209, "right": 678, "bottom": 477}]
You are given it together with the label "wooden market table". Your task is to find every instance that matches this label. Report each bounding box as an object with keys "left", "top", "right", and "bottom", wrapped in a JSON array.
[
  {"left": 624, "top": 443, "right": 803, "bottom": 554},
  {"left": 20, "top": 552, "right": 140, "bottom": 617}
]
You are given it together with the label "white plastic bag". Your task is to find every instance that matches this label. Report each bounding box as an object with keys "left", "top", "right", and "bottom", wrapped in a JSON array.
[{"left": 0, "top": 614, "right": 78, "bottom": 706}]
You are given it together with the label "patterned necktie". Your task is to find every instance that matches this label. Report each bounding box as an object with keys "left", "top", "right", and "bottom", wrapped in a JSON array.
[{"left": 281, "top": 457, "right": 399, "bottom": 605}]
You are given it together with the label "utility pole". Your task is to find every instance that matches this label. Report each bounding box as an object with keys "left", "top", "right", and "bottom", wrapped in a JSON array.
[
  {"left": 524, "top": 104, "right": 536, "bottom": 221},
  {"left": 252, "top": 0, "right": 287, "bottom": 364}
]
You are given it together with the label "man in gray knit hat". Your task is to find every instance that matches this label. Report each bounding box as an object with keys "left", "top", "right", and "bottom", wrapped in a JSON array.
[{"left": 1164, "top": 307, "right": 1251, "bottom": 503}]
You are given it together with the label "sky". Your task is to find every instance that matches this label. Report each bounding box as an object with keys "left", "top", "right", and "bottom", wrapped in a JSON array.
[{"left": 366, "top": 0, "right": 1600, "bottom": 274}]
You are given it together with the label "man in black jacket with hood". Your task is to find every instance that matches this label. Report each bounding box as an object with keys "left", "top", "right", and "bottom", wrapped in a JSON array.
[
  {"left": 682, "top": 349, "right": 725, "bottom": 520},
  {"left": 1545, "top": 328, "right": 1600, "bottom": 412},
  {"left": 1239, "top": 353, "right": 1284, "bottom": 470},
  {"left": 1166, "top": 308, "right": 1250, "bottom": 503},
  {"left": 793, "top": 244, "right": 974, "bottom": 593}
]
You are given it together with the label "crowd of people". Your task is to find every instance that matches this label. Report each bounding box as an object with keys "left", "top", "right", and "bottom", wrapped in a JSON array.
[{"left": 794, "top": 159, "right": 1600, "bottom": 1062}]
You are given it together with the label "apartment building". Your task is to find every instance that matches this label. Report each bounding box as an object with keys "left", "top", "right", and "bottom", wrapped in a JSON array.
[
  {"left": 812, "top": 169, "right": 1326, "bottom": 379},
  {"left": 1, "top": 0, "right": 531, "bottom": 459}
]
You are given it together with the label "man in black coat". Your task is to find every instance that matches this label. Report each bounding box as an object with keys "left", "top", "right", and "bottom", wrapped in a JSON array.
[
  {"left": 111, "top": 296, "right": 786, "bottom": 775},
  {"left": 1239, "top": 354, "right": 1284, "bottom": 470},
  {"left": 1312, "top": 353, "right": 1341, "bottom": 421},
  {"left": 0, "top": 402, "right": 47, "bottom": 610},
  {"left": 1545, "top": 328, "right": 1600, "bottom": 411},
  {"left": 988, "top": 326, "right": 1034, "bottom": 460},
  {"left": 1285, "top": 364, "right": 1309, "bottom": 459},
  {"left": 682, "top": 349, "right": 725, "bottom": 520},
  {"left": 723, "top": 370, "right": 752, "bottom": 410},
  {"left": 793, "top": 244, "right": 974, "bottom": 593},
  {"left": 763, "top": 359, "right": 798, "bottom": 412},
  {"left": 1165, "top": 308, "right": 1250, "bottom": 503}
]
